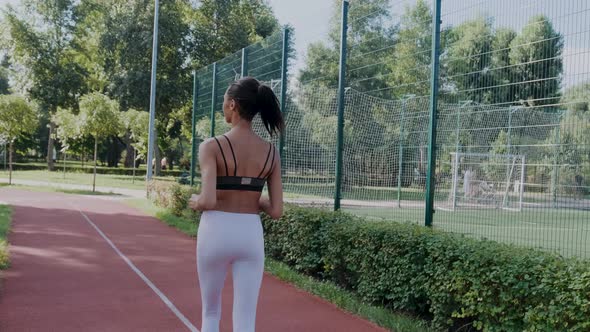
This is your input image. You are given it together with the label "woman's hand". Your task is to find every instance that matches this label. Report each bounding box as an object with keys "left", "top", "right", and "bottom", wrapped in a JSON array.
[
  {"left": 189, "top": 194, "right": 200, "bottom": 211},
  {"left": 259, "top": 196, "right": 271, "bottom": 214}
]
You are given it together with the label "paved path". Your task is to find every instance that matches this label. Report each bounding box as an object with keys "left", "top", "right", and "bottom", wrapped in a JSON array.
[
  {"left": 0, "top": 178, "right": 146, "bottom": 198},
  {"left": 0, "top": 188, "right": 388, "bottom": 332}
]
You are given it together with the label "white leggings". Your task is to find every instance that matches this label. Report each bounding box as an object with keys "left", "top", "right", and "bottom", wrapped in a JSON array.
[{"left": 197, "top": 210, "right": 265, "bottom": 332}]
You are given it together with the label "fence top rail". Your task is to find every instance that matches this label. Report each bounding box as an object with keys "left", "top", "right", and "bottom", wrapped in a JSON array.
[{"left": 450, "top": 152, "right": 527, "bottom": 158}]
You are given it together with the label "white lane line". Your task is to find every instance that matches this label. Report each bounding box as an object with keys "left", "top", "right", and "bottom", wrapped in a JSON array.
[{"left": 71, "top": 204, "right": 199, "bottom": 332}]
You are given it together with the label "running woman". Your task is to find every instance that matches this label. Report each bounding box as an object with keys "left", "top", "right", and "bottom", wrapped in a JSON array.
[{"left": 189, "top": 76, "right": 284, "bottom": 332}]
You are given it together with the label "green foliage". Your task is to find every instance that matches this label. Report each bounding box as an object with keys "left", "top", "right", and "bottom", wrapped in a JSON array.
[
  {"left": 121, "top": 109, "right": 149, "bottom": 158},
  {"left": 263, "top": 206, "right": 356, "bottom": 277},
  {"left": 78, "top": 92, "right": 122, "bottom": 139},
  {"left": 387, "top": 0, "right": 432, "bottom": 99},
  {"left": 445, "top": 16, "right": 494, "bottom": 103},
  {"left": 543, "top": 110, "right": 590, "bottom": 194},
  {"left": 262, "top": 207, "right": 590, "bottom": 331},
  {"left": 0, "top": 94, "right": 39, "bottom": 141},
  {"left": 4, "top": 0, "right": 88, "bottom": 112},
  {"left": 147, "top": 180, "right": 199, "bottom": 217},
  {"left": 0, "top": 57, "right": 9, "bottom": 94},
  {"left": 168, "top": 182, "right": 199, "bottom": 217},
  {"left": 187, "top": 0, "right": 279, "bottom": 68},
  {"left": 52, "top": 107, "right": 80, "bottom": 148},
  {"left": 562, "top": 81, "right": 590, "bottom": 112},
  {"left": 194, "top": 113, "right": 231, "bottom": 140},
  {"left": 299, "top": 0, "right": 395, "bottom": 93},
  {"left": 0, "top": 204, "right": 11, "bottom": 269},
  {"left": 490, "top": 28, "right": 517, "bottom": 104},
  {"left": 509, "top": 15, "right": 563, "bottom": 107}
]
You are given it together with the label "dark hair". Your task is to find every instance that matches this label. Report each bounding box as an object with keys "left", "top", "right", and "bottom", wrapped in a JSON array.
[{"left": 226, "top": 76, "right": 285, "bottom": 136}]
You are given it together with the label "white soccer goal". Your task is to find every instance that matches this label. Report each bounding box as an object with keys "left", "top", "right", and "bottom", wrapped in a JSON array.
[{"left": 442, "top": 152, "right": 526, "bottom": 212}]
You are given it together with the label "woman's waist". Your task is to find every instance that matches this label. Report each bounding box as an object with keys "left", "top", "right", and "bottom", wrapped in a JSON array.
[{"left": 201, "top": 209, "right": 262, "bottom": 221}]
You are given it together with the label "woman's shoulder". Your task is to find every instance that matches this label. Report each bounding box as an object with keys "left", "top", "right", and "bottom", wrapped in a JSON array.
[{"left": 199, "top": 137, "right": 219, "bottom": 153}]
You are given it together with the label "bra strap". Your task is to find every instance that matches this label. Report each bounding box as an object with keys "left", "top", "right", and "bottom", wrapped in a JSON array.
[
  {"left": 213, "top": 137, "right": 229, "bottom": 176},
  {"left": 222, "top": 135, "right": 237, "bottom": 176},
  {"left": 258, "top": 143, "right": 273, "bottom": 178},
  {"left": 265, "top": 145, "right": 276, "bottom": 179}
]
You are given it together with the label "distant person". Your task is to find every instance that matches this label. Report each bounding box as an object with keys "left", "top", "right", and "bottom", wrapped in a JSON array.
[
  {"left": 161, "top": 157, "right": 168, "bottom": 170},
  {"left": 189, "top": 77, "right": 284, "bottom": 332}
]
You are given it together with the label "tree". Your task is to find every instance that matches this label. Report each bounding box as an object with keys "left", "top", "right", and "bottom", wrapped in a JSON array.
[
  {"left": 387, "top": 0, "right": 432, "bottom": 99},
  {"left": 120, "top": 108, "right": 148, "bottom": 181},
  {"left": 543, "top": 110, "right": 590, "bottom": 197},
  {"left": 4, "top": 0, "right": 88, "bottom": 170},
  {"left": 445, "top": 16, "right": 494, "bottom": 103},
  {"left": 187, "top": 0, "right": 279, "bottom": 68},
  {"left": 78, "top": 92, "right": 122, "bottom": 192},
  {"left": 298, "top": 0, "right": 395, "bottom": 95},
  {"left": 562, "top": 81, "right": 590, "bottom": 112},
  {"left": 490, "top": 28, "right": 517, "bottom": 104},
  {"left": 0, "top": 56, "right": 10, "bottom": 94},
  {"left": 0, "top": 95, "right": 39, "bottom": 184},
  {"left": 509, "top": 15, "right": 563, "bottom": 108},
  {"left": 52, "top": 107, "right": 80, "bottom": 177}
]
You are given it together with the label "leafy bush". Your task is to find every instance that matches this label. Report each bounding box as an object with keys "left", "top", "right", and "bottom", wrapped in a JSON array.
[
  {"left": 148, "top": 180, "right": 199, "bottom": 217},
  {"left": 0, "top": 205, "right": 11, "bottom": 270},
  {"left": 262, "top": 208, "right": 590, "bottom": 331},
  {"left": 0, "top": 239, "right": 9, "bottom": 270},
  {"left": 168, "top": 183, "right": 199, "bottom": 216}
]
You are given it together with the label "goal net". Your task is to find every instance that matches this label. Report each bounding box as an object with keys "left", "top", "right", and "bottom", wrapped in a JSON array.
[{"left": 442, "top": 152, "right": 526, "bottom": 211}]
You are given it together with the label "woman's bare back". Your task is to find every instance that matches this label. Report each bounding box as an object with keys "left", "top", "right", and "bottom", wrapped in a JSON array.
[{"left": 210, "top": 128, "right": 278, "bottom": 214}]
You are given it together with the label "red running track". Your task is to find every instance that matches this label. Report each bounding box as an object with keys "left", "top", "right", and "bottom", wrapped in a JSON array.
[{"left": 0, "top": 189, "right": 388, "bottom": 332}]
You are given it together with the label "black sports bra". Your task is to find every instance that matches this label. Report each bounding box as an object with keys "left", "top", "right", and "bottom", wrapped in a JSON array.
[{"left": 213, "top": 135, "right": 275, "bottom": 192}]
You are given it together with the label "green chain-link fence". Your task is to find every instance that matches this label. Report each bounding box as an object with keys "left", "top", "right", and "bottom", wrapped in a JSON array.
[{"left": 191, "top": 0, "right": 590, "bottom": 259}]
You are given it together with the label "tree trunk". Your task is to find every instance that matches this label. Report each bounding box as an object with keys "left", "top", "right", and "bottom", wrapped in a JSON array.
[
  {"left": 8, "top": 142, "right": 13, "bottom": 185},
  {"left": 93, "top": 137, "right": 98, "bottom": 192},
  {"left": 132, "top": 148, "right": 136, "bottom": 184},
  {"left": 167, "top": 152, "right": 174, "bottom": 171},
  {"left": 107, "top": 137, "right": 122, "bottom": 167},
  {"left": 47, "top": 121, "right": 56, "bottom": 171},
  {"left": 124, "top": 132, "right": 134, "bottom": 168},
  {"left": 63, "top": 150, "right": 67, "bottom": 179}
]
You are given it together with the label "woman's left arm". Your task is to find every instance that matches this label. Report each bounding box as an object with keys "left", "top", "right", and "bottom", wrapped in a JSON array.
[{"left": 189, "top": 139, "right": 217, "bottom": 211}]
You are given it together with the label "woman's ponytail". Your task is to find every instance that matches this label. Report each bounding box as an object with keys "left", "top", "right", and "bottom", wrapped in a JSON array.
[
  {"left": 257, "top": 84, "right": 284, "bottom": 137},
  {"left": 226, "top": 76, "right": 285, "bottom": 137}
]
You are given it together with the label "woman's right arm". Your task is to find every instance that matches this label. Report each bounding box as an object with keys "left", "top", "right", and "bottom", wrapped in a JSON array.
[{"left": 260, "top": 148, "right": 283, "bottom": 219}]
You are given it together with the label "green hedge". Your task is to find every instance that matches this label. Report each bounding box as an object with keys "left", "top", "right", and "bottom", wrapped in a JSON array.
[
  {"left": 0, "top": 205, "right": 12, "bottom": 270},
  {"left": 8, "top": 163, "right": 187, "bottom": 177},
  {"left": 262, "top": 207, "right": 590, "bottom": 331},
  {"left": 147, "top": 181, "right": 199, "bottom": 216}
]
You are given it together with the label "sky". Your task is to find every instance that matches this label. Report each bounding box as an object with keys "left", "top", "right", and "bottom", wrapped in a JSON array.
[
  {"left": 0, "top": 0, "right": 17, "bottom": 8},
  {"left": 1, "top": 0, "right": 587, "bottom": 88},
  {"left": 267, "top": 0, "right": 589, "bottom": 88},
  {"left": 266, "top": 0, "right": 333, "bottom": 74}
]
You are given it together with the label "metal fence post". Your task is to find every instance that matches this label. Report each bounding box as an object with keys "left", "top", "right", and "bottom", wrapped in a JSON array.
[
  {"left": 279, "top": 27, "right": 290, "bottom": 162},
  {"left": 506, "top": 106, "right": 517, "bottom": 208},
  {"left": 210, "top": 62, "right": 217, "bottom": 137},
  {"left": 146, "top": 0, "right": 160, "bottom": 183},
  {"left": 552, "top": 120, "right": 561, "bottom": 208},
  {"left": 241, "top": 48, "right": 248, "bottom": 78},
  {"left": 424, "top": 0, "right": 442, "bottom": 227},
  {"left": 190, "top": 71, "right": 199, "bottom": 186},
  {"left": 334, "top": 0, "right": 349, "bottom": 211},
  {"left": 397, "top": 97, "right": 409, "bottom": 208}
]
